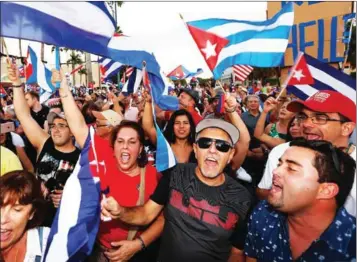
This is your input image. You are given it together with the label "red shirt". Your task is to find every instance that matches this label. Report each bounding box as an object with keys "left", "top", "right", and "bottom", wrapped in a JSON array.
[{"left": 98, "top": 164, "right": 159, "bottom": 248}]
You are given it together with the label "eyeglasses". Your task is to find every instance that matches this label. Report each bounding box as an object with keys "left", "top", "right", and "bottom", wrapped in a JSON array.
[
  {"left": 94, "top": 122, "right": 110, "bottom": 128},
  {"left": 196, "top": 137, "right": 233, "bottom": 153},
  {"left": 296, "top": 113, "right": 346, "bottom": 125},
  {"left": 49, "top": 124, "right": 69, "bottom": 131}
]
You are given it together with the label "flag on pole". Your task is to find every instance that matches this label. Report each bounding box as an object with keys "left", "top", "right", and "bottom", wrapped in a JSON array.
[
  {"left": 121, "top": 68, "right": 143, "bottom": 94},
  {"left": 98, "top": 58, "right": 123, "bottom": 81},
  {"left": 183, "top": 2, "right": 294, "bottom": 79},
  {"left": 286, "top": 52, "right": 356, "bottom": 103},
  {"left": 25, "top": 46, "right": 56, "bottom": 103},
  {"left": 166, "top": 65, "right": 203, "bottom": 80},
  {"left": 121, "top": 67, "right": 134, "bottom": 83},
  {"left": 144, "top": 70, "right": 176, "bottom": 171},
  {"left": 232, "top": 65, "right": 253, "bottom": 82},
  {"left": 70, "top": 65, "right": 84, "bottom": 75},
  {"left": 43, "top": 127, "right": 110, "bottom": 262}
]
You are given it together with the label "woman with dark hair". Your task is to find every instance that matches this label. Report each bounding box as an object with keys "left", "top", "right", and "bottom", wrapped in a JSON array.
[
  {"left": 52, "top": 69, "right": 163, "bottom": 262},
  {"left": 143, "top": 93, "right": 196, "bottom": 163},
  {"left": 1, "top": 170, "right": 48, "bottom": 262},
  {"left": 285, "top": 116, "right": 304, "bottom": 142}
]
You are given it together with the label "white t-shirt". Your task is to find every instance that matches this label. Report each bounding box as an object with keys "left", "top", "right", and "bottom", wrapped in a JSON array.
[
  {"left": 10, "top": 132, "right": 25, "bottom": 147},
  {"left": 258, "top": 142, "right": 356, "bottom": 217},
  {"left": 24, "top": 227, "right": 50, "bottom": 262}
]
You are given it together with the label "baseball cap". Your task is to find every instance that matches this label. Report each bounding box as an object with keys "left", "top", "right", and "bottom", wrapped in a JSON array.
[
  {"left": 47, "top": 112, "right": 66, "bottom": 125},
  {"left": 92, "top": 110, "right": 123, "bottom": 127},
  {"left": 196, "top": 118, "right": 240, "bottom": 145},
  {"left": 287, "top": 90, "right": 356, "bottom": 123},
  {"left": 178, "top": 88, "right": 200, "bottom": 105}
]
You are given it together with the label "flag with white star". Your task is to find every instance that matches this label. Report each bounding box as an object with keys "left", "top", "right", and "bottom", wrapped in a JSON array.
[
  {"left": 183, "top": 2, "right": 294, "bottom": 79},
  {"left": 286, "top": 52, "right": 356, "bottom": 103}
]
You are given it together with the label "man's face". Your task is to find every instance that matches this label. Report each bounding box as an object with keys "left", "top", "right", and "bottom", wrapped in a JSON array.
[
  {"left": 299, "top": 108, "right": 354, "bottom": 145},
  {"left": 49, "top": 118, "right": 72, "bottom": 146},
  {"left": 24, "top": 94, "right": 36, "bottom": 109},
  {"left": 268, "top": 146, "right": 321, "bottom": 213},
  {"left": 247, "top": 97, "right": 259, "bottom": 111},
  {"left": 193, "top": 128, "right": 235, "bottom": 179},
  {"left": 94, "top": 118, "right": 112, "bottom": 138},
  {"left": 178, "top": 92, "right": 194, "bottom": 108}
]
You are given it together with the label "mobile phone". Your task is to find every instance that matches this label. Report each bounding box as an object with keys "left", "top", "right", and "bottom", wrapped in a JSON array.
[{"left": 1, "top": 122, "right": 15, "bottom": 134}]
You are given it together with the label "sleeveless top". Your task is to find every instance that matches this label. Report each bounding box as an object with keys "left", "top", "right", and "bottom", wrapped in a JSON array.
[{"left": 269, "top": 123, "right": 287, "bottom": 140}]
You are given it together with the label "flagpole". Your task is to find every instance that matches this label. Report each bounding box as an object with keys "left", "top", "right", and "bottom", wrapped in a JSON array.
[
  {"left": 276, "top": 51, "right": 304, "bottom": 100},
  {"left": 2, "top": 38, "right": 10, "bottom": 61}
]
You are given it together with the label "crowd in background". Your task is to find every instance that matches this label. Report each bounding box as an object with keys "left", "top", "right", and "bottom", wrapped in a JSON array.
[{"left": 1, "top": 63, "right": 356, "bottom": 262}]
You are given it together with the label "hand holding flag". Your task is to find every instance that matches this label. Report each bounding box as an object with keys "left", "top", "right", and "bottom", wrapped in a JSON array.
[{"left": 6, "top": 60, "right": 22, "bottom": 87}]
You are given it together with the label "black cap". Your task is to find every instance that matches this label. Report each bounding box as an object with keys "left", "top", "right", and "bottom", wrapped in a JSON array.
[{"left": 178, "top": 88, "right": 200, "bottom": 105}]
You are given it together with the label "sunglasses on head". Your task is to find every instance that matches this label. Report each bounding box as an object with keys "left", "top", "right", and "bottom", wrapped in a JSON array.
[{"left": 196, "top": 137, "right": 233, "bottom": 153}]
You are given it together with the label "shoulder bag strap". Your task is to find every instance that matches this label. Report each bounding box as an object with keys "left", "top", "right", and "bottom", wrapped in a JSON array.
[{"left": 127, "top": 167, "right": 146, "bottom": 241}]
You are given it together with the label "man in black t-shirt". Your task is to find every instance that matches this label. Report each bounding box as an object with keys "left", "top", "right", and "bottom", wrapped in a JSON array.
[
  {"left": 102, "top": 118, "right": 252, "bottom": 262},
  {"left": 25, "top": 90, "right": 50, "bottom": 128}
]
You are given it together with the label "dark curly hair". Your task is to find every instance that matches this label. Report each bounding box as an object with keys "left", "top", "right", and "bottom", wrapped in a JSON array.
[
  {"left": 110, "top": 120, "right": 147, "bottom": 167},
  {"left": 0, "top": 170, "right": 46, "bottom": 229},
  {"left": 163, "top": 109, "right": 196, "bottom": 145}
]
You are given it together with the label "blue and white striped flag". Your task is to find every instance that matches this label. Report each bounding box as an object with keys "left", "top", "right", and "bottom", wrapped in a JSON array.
[
  {"left": 185, "top": 2, "right": 294, "bottom": 79},
  {"left": 1, "top": 2, "right": 116, "bottom": 56},
  {"left": 122, "top": 68, "right": 143, "bottom": 94},
  {"left": 99, "top": 57, "right": 123, "bottom": 81},
  {"left": 25, "top": 45, "right": 56, "bottom": 103},
  {"left": 43, "top": 127, "right": 110, "bottom": 262},
  {"left": 286, "top": 52, "right": 356, "bottom": 104}
]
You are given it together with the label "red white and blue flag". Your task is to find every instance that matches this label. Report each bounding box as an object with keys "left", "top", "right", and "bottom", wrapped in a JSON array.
[
  {"left": 121, "top": 66, "right": 134, "bottom": 83},
  {"left": 43, "top": 127, "right": 110, "bottom": 262},
  {"left": 286, "top": 52, "right": 356, "bottom": 104},
  {"left": 122, "top": 68, "right": 142, "bottom": 94},
  {"left": 25, "top": 46, "right": 56, "bottom": 103},
  {"left": 99, "top": 57, "right": 123, "bottom": 81},
  {"left": 232, "top": 65, "right": 253, "bottom": 82},
  {"left": 166, "top": 65, "right": 203, "bottom": 80}
]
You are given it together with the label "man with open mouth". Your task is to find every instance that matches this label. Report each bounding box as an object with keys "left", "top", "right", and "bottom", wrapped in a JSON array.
[
  {"left": 101, "top": 118, "right": 252, "bottom": 262},
  {"left": 245, "top": 139, "right": 356, "bottom": 262}
]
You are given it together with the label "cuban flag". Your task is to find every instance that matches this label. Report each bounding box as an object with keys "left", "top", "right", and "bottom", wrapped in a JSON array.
[
  {"left": 25, "top": 46, "right": 56, "bottom": 103},
  {"left": 122, "top": 68, "right": 143, "bottom": 94},
  {"left": 121, "top": 66, "right": 134, "bottom": 83},
  {"left": 286, "top": 52, "right": 356, "bottom": 104},
  {"left": 1, "top": 2, "right": 116, "bottom": 56},
  {"left": 184, "top": 2, "right": 294, "bottom": 79},
  {"left": 99, "top": 57, "right": 123, "bottom": 81},
  {"left": 166, "top": 65, "right": 203, "bottom": 80},
  {"left": 43, "top": 127, "right": 110, "bottom": 262}
]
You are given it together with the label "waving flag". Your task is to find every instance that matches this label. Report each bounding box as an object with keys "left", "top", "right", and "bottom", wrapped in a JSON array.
[
  {"left": 99, "top": 57, "right": 123, "bottom": 81},
  {"left": 166, "top": 65, "right": 203, "bottom": 80},
  {"left": 25, "top": 46, "right": 56, "bottom": 103},
  {"left": 1, "top": 2, "right": 115, "bottom": 56},
  {"left": 44, "top": 127, "right": 110, "bottom": 262},
  {"left": 0, "top": 85, "right": 7, "bottom": 98},
  {"left": 121, "top": 66, "right": 134, "bottom": 83},
  {"left": 122, "top": 68, "right": 143, "bottom": 94},
  {"left": 144, "top": 70, "right": 176, "bottom": 171},
  {"left": 233, "top": 65, "right": 253, "bottom": 82},
  {"left": 184, "top": 2, "right": 294, "bottom": 79},
  {"left": 286, "top": 52, "right": 356, "bottom": 103}
]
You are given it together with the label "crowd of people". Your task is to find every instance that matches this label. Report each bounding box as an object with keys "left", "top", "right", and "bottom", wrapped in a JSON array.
[{"left": 1, "top": 61, "right": 356, "bottom": 262}]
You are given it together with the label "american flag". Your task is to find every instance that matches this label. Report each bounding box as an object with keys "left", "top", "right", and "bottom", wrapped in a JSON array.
[
  {"left": 121, "top": 66, "right": 134, "bottom": 83},
  {"left": 232, "top": 65, "right": 253, "bottom": 82}
]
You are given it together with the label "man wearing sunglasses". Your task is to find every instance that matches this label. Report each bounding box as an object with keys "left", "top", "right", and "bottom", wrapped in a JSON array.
[
  {"left": 245, "top": 139, "right": 356, "bottom": 262},
  {"left": 257, "top": 90, "right": 356, "bottom": 217},
  {"left": 102, "top": 118, "right": 252, "bottom": 262}
]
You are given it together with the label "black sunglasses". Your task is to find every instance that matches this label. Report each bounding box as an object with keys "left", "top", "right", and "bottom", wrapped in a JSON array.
[{"left": 196, "top": 137, "right": 233, "bottom": 153}]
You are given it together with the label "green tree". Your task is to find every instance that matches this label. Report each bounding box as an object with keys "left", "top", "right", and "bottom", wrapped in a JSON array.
[
  {"left": 78, "top": 68, "right": 87, "bottom": 85},
  {"left": 67, "top": 51, "right": 83, "bottom": 86}
]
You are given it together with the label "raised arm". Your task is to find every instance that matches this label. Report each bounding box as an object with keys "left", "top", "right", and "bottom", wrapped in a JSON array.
[
  {"left": 52, "top": 70, "right": 88, "bottom": 148},
  {"left": 8, "top": 62, "right": 49, "bottom": 151},
  {"left": 225, "top": 96, "right": 250, "bottom": 171},
  {"left": 142, "top": 91, "right": 157, "bottom": 145},
  {"left": 254, "top": 97, "right": 285, "bottom": 148}
]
